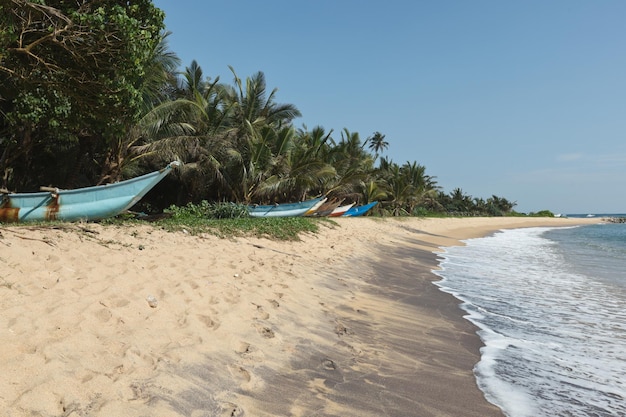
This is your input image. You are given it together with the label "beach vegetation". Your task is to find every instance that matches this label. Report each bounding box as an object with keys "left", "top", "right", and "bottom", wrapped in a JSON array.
[
  {"left": 1, "top": 1, "right": 521, "bottom": 219},
  {"left": 0, "top": 0, "right": 166, "bottom": 189},
  {"left": 157, "top": 200, "right": 322, "bottom": 239},
  {"left": 528, "top": 210, "right": 555, "bottom": 217},
  {"left": 158, "top": 216, "right": 321, "bottom": 241},
  {"left": 165, "top": 201, "right": 250, "bottom": 220}
]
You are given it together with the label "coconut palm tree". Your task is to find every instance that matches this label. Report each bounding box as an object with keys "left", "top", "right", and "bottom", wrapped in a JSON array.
[
  {"left": 98, "top": 31, "right": 181, "bottom": 183},
  {"left": 374, "top": 158, "right": 438, "bottom": 215},
  {"left": 249, "top": 126, "right": 335, "bottom": 202},
  {"left": 400, "top": 161, "right": 438, "bottom": 214},
  {"left": 178, "top": 60, "right": 206, "bottom": 100},
  {"left": 384, "top": 162, "right": 414, "bottom": 216},
  {"left": 447, "top": 188, "right": 473, "bottom": 214},
  {"left": 139, "top": 32, "right": 180, "bottom": 110},
  {"left": 209, "top": 67, "right": 303, "bottom": 203},
  {"left": 366, "top": 131, "right": 389, "bottom": 160},
  {"left": 486, "top": 195, "right": 516, "bottom": 216},
  {"left": 361, "top": 179, "right": 388, "bottom": 205},
  {"left": 221, "top": 66, "right": 301, "bottom": 137},
  {"left": 322, "top": 128, "right": 374, "bottom": 200},
  {"left": 127, "top": 60, "right": 236, "bottom": 203}
]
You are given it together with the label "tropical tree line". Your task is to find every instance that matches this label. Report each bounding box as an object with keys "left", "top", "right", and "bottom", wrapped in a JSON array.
[{"left": 0, "top": 0, "right": 517, "bottom": 216}]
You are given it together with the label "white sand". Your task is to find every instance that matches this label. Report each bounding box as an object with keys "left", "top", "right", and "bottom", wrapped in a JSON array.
[{"left": 0, "top": 216, "right": 601, "bottom": 416}]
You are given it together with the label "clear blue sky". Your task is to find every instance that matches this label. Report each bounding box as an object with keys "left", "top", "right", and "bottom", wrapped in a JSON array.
[{"left": 152, "top": 0, "right": 626, "bottom": 214}]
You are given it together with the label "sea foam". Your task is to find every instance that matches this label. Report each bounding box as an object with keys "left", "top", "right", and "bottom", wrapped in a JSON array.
[{"left": 434, "top": 225, "right": 626, "bottom": 417}]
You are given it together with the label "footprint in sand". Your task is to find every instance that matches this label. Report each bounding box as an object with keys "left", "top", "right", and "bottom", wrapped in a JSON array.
[
  {"left": 252, "top": 304, "right": 270, "bottom": 320},
  {"left": 222, "top": 287, "right": 240, "bottom": 304},
  {"left": 228, "top": 364, "right": 251, "bottom": 382},
  {"left": 112, "top": 297, "right": 130, "bottom": 308},
  {"left": 219, "top": 402, "right": 244, "bottom": 417},
  {"left": 322, "top": 358, "right": 337, "bottom": 370},
  {"left": 46, "top": 254, "right": 60, "bottom": 263},
  {"left": 233, "top": 341, "right": 252, "bottom": 355},
  {"left": 93, "top": 307, "right": 112, "bottom": 323},
  {"left": 233, "top": 341, "right": 264, "bottom": 363},
  {"left": 196, "top": 314, "right": 220, "bottom": 330},
  {"left": 255, "top": 325, "right": 275, "bottom": 339}
]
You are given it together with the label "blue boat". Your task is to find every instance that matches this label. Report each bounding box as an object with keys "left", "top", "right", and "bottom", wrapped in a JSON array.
[
  {"left": 0, "top": 161, "right": 179, "bottom": 223},
  {"left": 248, "top": 197, "right": 325, "bottom": 218},
  {"left": 342, "top": 201, "right": 378, "bottom": 217}
]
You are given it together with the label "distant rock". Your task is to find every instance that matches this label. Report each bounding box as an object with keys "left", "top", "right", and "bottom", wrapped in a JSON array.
[{"left": 606, "top": 217, "right": 626, "bottom": 223}]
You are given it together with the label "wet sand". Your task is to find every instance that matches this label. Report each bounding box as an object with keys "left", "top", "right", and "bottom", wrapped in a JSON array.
[{"left": 0, "top": 216, "right": 601, "bottom": 416}]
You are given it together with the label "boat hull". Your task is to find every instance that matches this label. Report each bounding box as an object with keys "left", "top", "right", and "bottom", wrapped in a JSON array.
[
  {"left": 328, "top": 203, "right": 355, "bottom": 217},
  {"left": 303, "top": 197, "right": 328, "bottom": 216},
  {"left": 248, "top": 197, "right": 324, "bottom": 218},
  {"left": 342, "top": 201, "right": 378, "bottom": 217},
  {"left": 0, "top": 162, "right": 179, "bottom": 223},
  {"left": 304, "top": 199, "right": 340, "bottom": 217}
]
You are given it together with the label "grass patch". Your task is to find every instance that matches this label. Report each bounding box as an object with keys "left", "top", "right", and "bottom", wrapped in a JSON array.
[
  {"left": 3, "top": 206, "right": 328, "bottom": 241},
  {"left": 150, "top": 201, "right": 327, "bottom": 240},
  {"left": 157, "top": 216, "right": 324, "bottom": 240}
]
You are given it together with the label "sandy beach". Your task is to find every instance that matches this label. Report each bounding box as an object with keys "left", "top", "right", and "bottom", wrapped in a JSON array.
[{"left": 0, "top": 216, "right": 601, "bottom": 416}]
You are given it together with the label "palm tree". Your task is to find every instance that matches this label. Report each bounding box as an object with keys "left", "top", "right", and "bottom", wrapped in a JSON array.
[
  {"left": 486, "top": 195, "right": 516, "bottom": 216},
  {"left": 221, "top": 66, "right": 301, "bottom": 137},
  {"left": 361, "top": 179, "right": 388, "bottom": 205},
  {"left": 211, "top": 67, "right": 303, "bottom": 203},
  {"left": 323, "top": 128, "right": 374, "bottom": 201},
  {"left": 127, "top": 60, "right": 235, "bottom": 203},
  {"left": 384, "top": 162, "right": 414, "bottom": 216},
  {"left": 98, "top": 31, "right": 181, "bottom": 183},
  {"left": 139, "top": 32, "right": 180, "bottom": 110},
  {"left": 366, "top": 131, "right": 389, "bottom": 160},
  {"left": 282, "top": 126, "right": 336, "bottom": 199},
  {"left": 400, "top": 161, "right": 438, "bottom": 214},
  {"left": 178, "top": 60, "right": 206, "bottom": 100},
  {"left": 448, "top": 188, "right": 473, "bottom": 214},
  {"left": 250, "top": 126, "right": 336, "bottom": 202}
]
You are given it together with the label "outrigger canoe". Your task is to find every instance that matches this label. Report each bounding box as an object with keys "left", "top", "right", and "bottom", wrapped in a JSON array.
[
  {"left": 303, "top": 197, "right": 328, "bottom": 216},
  {"left": 248, "top": 197, "right": 325, "bottom": 218},
  {"left": 0, "top": 161, "right": 179, "bottom": 223},
  {"left": 342, "top": 201, "right": 378, "bottom": 217},
  {"left": 328, "top": 202, "right": 355, "bottom": 217},
  {"left": 304, "top": 199, "right": 341, "bottom": 217}
]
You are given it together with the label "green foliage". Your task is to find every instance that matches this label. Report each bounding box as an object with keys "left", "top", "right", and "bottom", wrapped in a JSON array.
[
  {"left": 528, "top": 210, "right": 555, "bottom": 217},
  {"left": 429, "top": 189, "right": 517, "bottom": 217},
  {"left": 165, "top": 201, "right": 249, "bottom": 220},
  {"left": 412, "top": 206, "right": 433, "bottom": 217},
  {"left": 0, "top": 0, "right": 165, "bottom": 189},
  {"left": 158, "top": 216, "right": 319, "bottom": 241},
  {"left": 156, "top": 200, "right": 322, "bottom": 241}
]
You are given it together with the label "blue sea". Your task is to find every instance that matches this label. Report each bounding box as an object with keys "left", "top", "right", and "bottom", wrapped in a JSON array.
[{"left": 433, "top": 218, "right": 626, "bottom": 417}]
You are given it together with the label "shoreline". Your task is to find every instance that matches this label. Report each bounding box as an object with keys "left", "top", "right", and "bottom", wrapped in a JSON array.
[{"left": 0, "top": 216, "right": 602, "bottom": 416}]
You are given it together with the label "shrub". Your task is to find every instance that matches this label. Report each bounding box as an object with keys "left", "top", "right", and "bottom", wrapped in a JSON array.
[
  {"left": 165, "top": 201, "right": 249, "bottom": 219},
  {"left": 529, "top": 210, "right": 555, "bottom": 217}
]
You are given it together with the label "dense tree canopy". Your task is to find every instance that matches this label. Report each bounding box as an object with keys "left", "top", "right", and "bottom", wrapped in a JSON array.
[
  {"left": 0, "top": 1, "right": 518, "bottom": 217},
  {"left": 0, "top": 0, "right": 165, "bottom": 189}
]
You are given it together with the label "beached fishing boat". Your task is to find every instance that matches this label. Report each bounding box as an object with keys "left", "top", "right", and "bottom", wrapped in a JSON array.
[
  {"left": 303, "top": 197, "right": 328, "bottom": 216},
  {"left": 248, "top": 197, "right": 325, "bottom": 218},
  {"left": 0, "top": 161, "right": 180, "bottom": 223},
  {"left": 342, "top": 201, "right": 378, "bottom": 217},
  {"left": 304, "top": 199, "right": 341, "bottom": 217},
  {"left": 328, "top": 202, "right": 355, "bottom": 217}
]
